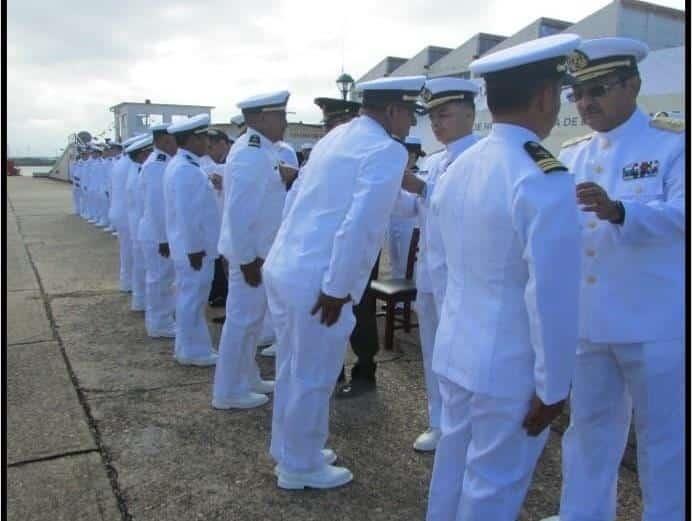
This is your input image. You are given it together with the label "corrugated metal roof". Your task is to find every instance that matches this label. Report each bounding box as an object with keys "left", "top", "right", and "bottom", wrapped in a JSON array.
[
  {"left": 429, "top": 33, "right": 506, "bottom": 77},
  {"left": 355, "top": 56, "right": 409, "bottom": 83},
  {"left": 388, "top": 46, "right": 453, "bottom": 76}
]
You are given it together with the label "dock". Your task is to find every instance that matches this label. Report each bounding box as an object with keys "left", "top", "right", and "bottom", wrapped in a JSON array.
[{"left": 6, "top": 176, "right": 643, "bottom": 520}]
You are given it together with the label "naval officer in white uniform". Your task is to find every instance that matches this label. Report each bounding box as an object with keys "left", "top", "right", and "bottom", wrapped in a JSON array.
[
  {"left": 394, "top": 77, "right": 481, "bottom": 453},
  {"left": 256, "top": 139, "right": 301, "bottom": 358},
  {"left": 163, "top": 114, "right": 220, "bottom": 367},
  {"left": 138, "top": 122, "right": 178, "bottom": 338},
  {"left": 212, "top": 91, "right": 289, "bottom": 410},
  {"left": 199, "top": 128, "right": 232, "bottom": 309},
  {"left": 109, "top": 135, "right": 144, "bottom": 293},
  {"left": 126, "top": 136, "right": 151, "bottom": 312},
  {"left": 387, "top": 136, "right": 422, "bottom": 282},
  {"left": 263, "top": 75, "right": 424, "bottom": 490},
  {"left": 70, "top": 151, "right": 84, "bottom": 216},
  {"left": 542, "top": 37, "right": 685, "bottom": 521},
  {"left": 426, "top": 34, "right": 582, "bottom": 521}
]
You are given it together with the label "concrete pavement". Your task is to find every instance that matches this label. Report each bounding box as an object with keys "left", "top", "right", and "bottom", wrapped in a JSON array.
[{"left": 6, "top": 177, "right": 642, "bottom": 520}]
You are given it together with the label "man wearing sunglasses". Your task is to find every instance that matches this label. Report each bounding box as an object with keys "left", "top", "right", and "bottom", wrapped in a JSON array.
[{"left": 543, "top": 37, "right": 685, "bottom": 521}]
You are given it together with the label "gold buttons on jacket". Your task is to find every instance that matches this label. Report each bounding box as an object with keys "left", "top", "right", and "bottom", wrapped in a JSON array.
[
  {"left": 586, "top": 249, "right": 596, "bottom": 257},
  {"left": 588, "top": 221, "right": 598, "bottom": 229},
  {"left": 600, "top": 138, "right": 610, "bottom": 149},
  {"left": 586, "top": 275, "right": 597, "bottom": 284},
  {"left": 635, "top": 185, "right": 643, "bottom": 194},
  {"left": 594, "top": 165, "right": 603, "bottom": 174}
]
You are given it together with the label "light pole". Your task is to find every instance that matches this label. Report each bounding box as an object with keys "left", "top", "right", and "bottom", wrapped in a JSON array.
[{"left": 336, "top": 72, "right": 355, "bottom": 100}]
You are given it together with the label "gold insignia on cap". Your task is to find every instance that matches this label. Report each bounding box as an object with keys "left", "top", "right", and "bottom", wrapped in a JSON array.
[
  {"left": 421, "top": 88, "right": 433, "bottom": 103},
  {"left": 567, "top": 50, "right": 589, "bottom": 73}
]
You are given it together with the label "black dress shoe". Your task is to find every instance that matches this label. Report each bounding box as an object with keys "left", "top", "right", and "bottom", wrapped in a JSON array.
[
  {"left": 335, "top": 378, "right": 376, "bottom": 399},
  {"left": 212, "top": 316, "right": 226, "bottom": 324}
]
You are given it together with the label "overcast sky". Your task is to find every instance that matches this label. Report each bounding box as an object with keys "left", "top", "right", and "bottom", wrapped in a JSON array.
[{"left": 8, "top": 0, "right": 685, "bottom": 156}]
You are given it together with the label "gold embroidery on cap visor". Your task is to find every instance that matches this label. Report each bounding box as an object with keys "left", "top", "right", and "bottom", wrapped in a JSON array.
[
  {"left": 424, "top": 94, "right": 469, "bottom": 111},
  {"left": 567, "top": 50, "right": 589, "bottom": 73},
  {"left": 569, "top": 57, "right": 634, "bottom": 82}
]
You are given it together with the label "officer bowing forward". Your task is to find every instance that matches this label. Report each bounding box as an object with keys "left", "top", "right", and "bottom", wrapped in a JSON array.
[{"left": 263, "top": 75, "right": 425, "bottom": 490}]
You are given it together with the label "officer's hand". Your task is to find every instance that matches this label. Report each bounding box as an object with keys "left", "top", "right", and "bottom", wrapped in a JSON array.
[
  {"left": 576, "top": 182, "right": 621, "bottom": 222},
  {"left": 240, "top": 257, "right": 264, "bottom": 287},
  {"left": 188, "top": 250, "right": 206, "bottom": 271},
  {"left": 402, "top": 172, "right": 425, "bottom": 195},
  {"left": 278, "top": 164, "right": 299, "bottom": 188},
  {"left": 522, "top": 394, "right": 565, "bottom": 437},
  {"left": 158, "top": 242, "right": 170, "bottom": 258},
  {"left": 310, "top": 291, "right": 351, "bottom": 327}
]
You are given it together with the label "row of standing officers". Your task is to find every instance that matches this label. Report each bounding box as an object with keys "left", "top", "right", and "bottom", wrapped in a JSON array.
[{"left": 68, "top": 32, "right": 683, "bottom": 521}]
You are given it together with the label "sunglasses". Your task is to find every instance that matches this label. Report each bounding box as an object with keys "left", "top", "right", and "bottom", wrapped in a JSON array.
[{"left": 566, "top": 76, "right": 630, "bottom": 103}]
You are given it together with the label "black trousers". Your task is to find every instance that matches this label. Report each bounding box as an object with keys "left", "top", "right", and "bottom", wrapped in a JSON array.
[
  {"left": 208, "top": 256, "right": 228, "bottom": 303},
  {"left": 341, "top": 258, "right": 380, "bottom": 382}
]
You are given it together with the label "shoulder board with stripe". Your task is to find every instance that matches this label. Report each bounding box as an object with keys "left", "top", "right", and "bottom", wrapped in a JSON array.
[
  {"left": 248, "top": 134, "right": 261, "bottom": 148},
  {"left": 650, "top": 116, "right": 685, "bottom": 133},
  {"left": 184, "top": 154, "right": 199, "bottom": 167},
  {"left": 156, "top": 153, "right": 167, "bottom": 162},
  {"left": 561, "top": 132, "right": 594, "bottom": 149},
  {"left": 524, "top": 141, "right": 567, "bottom": 174}
]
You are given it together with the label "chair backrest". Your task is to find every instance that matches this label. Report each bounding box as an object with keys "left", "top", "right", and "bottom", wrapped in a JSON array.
[{"left": 405, "top": 228, "right": 420, "bottom": 280}]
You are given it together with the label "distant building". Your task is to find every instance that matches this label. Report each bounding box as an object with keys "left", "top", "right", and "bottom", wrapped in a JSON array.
[
  {"left": 109, "top": 100, "right": 214, "bottom": 142},
  {"left": 355, "top": 0, "right": 685, "bottom": 80},
  {"left": 428, "top": 33, "right": 507, "bottom": 78},
  {"left": 352, "top": 0, "right": 685, "bottom": 153},
  {"left": 564, "top": 0, "right": 685, "bottom": 50},
  {"left": 388, "top": 46, "right": 453, "bottom": 77}
]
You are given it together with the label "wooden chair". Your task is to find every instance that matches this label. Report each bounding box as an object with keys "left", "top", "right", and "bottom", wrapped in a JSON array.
[{"left": 369, "top": 228, "right": 420, "bottom": 351}]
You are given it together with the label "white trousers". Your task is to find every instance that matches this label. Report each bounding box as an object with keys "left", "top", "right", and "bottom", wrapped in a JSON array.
[
  {"left": 72, "top": 186, "right": 81, "bottom": 215},
  {"left": 388, "top": 218, "right": 416, "bottom": 279},
  {"left": 173, "top": 256, "right": 215, "bottom": 360},
  {"left": 260, "top": 312, "right": 276, "bottom": 344},
  {"left": 265, "top": 270, "right": 356, "bottom": 473},
  {"left": 212, "top": 266, "right": 264, "bottom": 401},
  {"left": 130, "top": 238, "right": 146, "bottom": 310},
  {"left": 87, "top": 190, "right": 97, "bottom": 220},
  {"left": 426, "top": 377, "right": 548, "bottom": 521},
  {"left": 117, "top": 226, "right": 133, "bottom": 292},
  {"left": 415, "top": 291, "right": 442, "bottom": 430},
  {"left": 97, "top": 192, "right": 110, "bottom": 225},
  {"left": 560, "top": 339, "right": 684, "bottom": 521},
  {"left": 142, "top": 241, "right": 176, "bottom": 335},
  {"left": 81, "top": 189, "right": 90, "bottom": 218}
]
